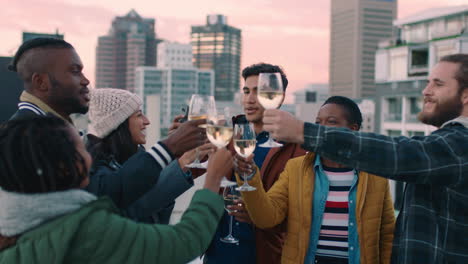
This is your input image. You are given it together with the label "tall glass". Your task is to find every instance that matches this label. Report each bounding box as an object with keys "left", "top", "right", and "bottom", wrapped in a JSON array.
[
  {"left": 257, "top": 72, "right": 284, "bottom": 148},
  {"left": 206, "top": 107, "right": 236, "bottom": 187},
  {"left": 186, "top": 94, "right": 215, "bottom": 169},
  {"left": 233, "top": 123, "right": 257, "bottom": 191},
  {"left": 221, "top": 185, "right": 241, "bottom": 243}
]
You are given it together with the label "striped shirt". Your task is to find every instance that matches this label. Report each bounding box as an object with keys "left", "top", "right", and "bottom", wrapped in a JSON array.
[{"left": 316, "top": 167, "right": 354, "bottom": 263}]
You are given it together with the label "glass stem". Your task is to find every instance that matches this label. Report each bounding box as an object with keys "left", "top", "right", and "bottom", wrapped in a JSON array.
[
  {"left": 193, "top": 147, "right": 200, "bottom": 163},
  {"left": 242, "top": 172, "right": 249, "bottom": 187},
  {"left": 228, "top": 215, "right": 234, "bottom": 236}
]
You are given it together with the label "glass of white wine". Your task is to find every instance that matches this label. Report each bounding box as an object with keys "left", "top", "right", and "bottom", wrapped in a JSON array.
[
  {"left": 186, "top": 94, "right": 215, "bottom": 169},
  {"left": 233, "top": 123, "right": 257, "bottom": 192},
  {"left": 206, "top": 107, "right": 237, "bottom": 187},
  {"left": 220, "top": 185, "right": 240, "bottom": 244},
  {"left": 257, "top": 72, "right": 284, "bottom": 148}
]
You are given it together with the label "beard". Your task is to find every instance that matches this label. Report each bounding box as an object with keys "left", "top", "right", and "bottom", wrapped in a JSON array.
[
  {"left": 49, "top": 75, "right": 89, "bottom": 115},
  {"left": 417, "top": 95, "right": 463, "bottom": 127}
]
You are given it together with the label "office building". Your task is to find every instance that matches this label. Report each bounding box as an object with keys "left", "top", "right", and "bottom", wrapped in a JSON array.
[
  {"left": 191, "top": 14, "right": 241, "bottom": 101},
  {"left": 96, "top": 9, "right": 159, "bottom": 91},
  {"left": 330, "top": 0, "right": 397, "bottom": 98}
]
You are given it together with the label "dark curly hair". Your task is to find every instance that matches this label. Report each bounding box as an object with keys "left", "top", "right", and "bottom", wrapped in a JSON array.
[
  {"left": 322, "top": 96, "right": 363, "bottom": 130},
  {"left": 242, "top": 63, "right": 288, "bottom": 91},
  {"left": 0, "top": 115, "right": 87, "bottom": 193}
]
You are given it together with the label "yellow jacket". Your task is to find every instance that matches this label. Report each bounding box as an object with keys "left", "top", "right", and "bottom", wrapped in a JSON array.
[{"left": 238, "top": 153, "right": 395, "bottom": 264}]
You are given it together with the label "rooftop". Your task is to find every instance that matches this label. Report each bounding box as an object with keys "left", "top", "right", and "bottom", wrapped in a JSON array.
[{"left": 394, "top": 5, "right": 468, "bottom": 26}]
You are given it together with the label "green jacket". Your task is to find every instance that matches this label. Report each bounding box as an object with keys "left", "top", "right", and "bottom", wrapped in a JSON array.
[{"left": 0, "top": 189, "right": 223, "bottom": 264}]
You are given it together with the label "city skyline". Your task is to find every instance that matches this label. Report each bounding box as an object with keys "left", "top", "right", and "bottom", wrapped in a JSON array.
[{"left": 0, "top": 0, "right": 466, "bottom": 102}]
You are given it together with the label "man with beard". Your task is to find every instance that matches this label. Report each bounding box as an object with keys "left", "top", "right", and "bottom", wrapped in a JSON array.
[
  {"left": 260, "top": 54, "right": 468, "bottom": 263},
  {"left": 9, "top": 38, "right": 90, "bottom": 122}
]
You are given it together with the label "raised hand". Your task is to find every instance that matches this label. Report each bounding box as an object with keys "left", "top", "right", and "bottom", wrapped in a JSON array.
[
  {"left": 204, "top": 148, "right": 233, "bottom": 192},
  {"left": 263, "top": 109, "right": 305, "bottom": 144},
  {"left": 162, "top": 119, "right": 207, "bottom": 157}
]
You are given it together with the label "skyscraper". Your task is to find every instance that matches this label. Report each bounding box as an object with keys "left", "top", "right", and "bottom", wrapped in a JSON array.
[
  {"left": 95, "top": 9, "right": 159, "bottom": 92},
  {"left": 191, "top": 14, "right": 241, "bottom": 101},
  {"left": 329, "top": 0, "right": 396, "bottom": 98},
  {"left": 22, "top": 31, "right": 64, "bottom": 43},
  {"left": 0, "top": 57, "right": 22, "bottom": 122}
]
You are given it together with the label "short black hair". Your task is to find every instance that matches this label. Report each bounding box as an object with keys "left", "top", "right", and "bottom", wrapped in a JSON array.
[
  {"left": 242, "top": 63, "right": 288, "bottom": 91},
  {"left": 322, "top": 96, "right": 363, "bottom": 130},
  {"left": 0, "top": 115, "right": 86, "bottom": 193},
  {"left": 440, "top": 54, "right": 468, "bottom": 92},
  {"left": 8, "top": 37, "right": 73, "bottom": 72}
]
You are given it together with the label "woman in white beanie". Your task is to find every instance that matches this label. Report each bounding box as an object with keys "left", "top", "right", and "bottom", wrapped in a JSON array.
[{"left": 85, "top": 88, "right": 212, "bottom": 223}]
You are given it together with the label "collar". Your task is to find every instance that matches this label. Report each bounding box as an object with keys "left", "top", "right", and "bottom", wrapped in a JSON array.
[
  {"left": 441, "top": 116, "right": 468, "bottom": 129},
  {"left": 0, "top": 187, "right": 96, "bottom": 236},
  {"left": 19, "top": 91, "right": 73, "bottom": 123}
]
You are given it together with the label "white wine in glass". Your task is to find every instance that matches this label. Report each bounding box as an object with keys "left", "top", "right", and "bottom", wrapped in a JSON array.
[
  {"left": 186, "top": 94, "right": 215, "bottom": 169},
  {"left": 233, "top": 123, "right": 257, "bottom": 191},
  {"left": 257, "top": 72, "right": 284, "bottom": 148},
  {"left": 220, "top": 186, "right": 240, "bottom": 244},
  {"left": 206, "top": 109, "right": 237, "bottom": 187}
]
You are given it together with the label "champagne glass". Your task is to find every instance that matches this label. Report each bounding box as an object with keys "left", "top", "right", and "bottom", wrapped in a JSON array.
[
  {"left": 206, "top": 107, "right": 236, "bottom": 187},
  {"left": 257, "top": 72, "right": 284, "bottom": 148},
  {"left": 186, "top": 94, "right": 215, "bottom": 169},
  {"left": 233, "top": 123, "right": 257, "bottom": 191},
  {"left": 220, "top": 185, "right": 241, "bottom": 243}
]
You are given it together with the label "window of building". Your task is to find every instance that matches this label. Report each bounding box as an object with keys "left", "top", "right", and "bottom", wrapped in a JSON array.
[{"left": 409, "top": 46, "right": 428, "bottom": 76}]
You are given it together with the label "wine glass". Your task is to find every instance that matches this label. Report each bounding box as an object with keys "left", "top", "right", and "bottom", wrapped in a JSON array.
[
  {"left": 186, "top": 94, "right": 215, "bottom": 169},
  {"left": 233, "top": 123, "right": 257, "bottom": 192},
  {"left": 206, "top": 107, "right": 237, "bottom": 187},
  {"left": 257, "top": 72, "right": 284, "bottom": 148},
  {"left": 220, "top": 185, "right": 241, "bottom": 243}
]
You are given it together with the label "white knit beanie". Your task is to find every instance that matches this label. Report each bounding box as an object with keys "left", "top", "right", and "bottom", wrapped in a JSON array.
[{"left": 88, "top": 88, "right": 143, "bottom": 138}]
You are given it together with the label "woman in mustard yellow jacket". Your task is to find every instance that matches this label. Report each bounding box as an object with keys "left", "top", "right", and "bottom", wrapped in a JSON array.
[{"left": 233, "top": 96, "right": 395, "bottom": 264}]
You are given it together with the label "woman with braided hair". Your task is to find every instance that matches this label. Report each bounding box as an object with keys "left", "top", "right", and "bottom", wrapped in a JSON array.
[{"left": 0, "top": 115, "right": 231, "bottom": 263}]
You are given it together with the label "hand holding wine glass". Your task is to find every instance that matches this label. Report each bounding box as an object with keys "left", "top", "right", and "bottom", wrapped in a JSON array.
[
  {"left": 186, "top": 94, "right": 216, "bottom": 168},
  {"left": 220, "top": 185, "right": 241, "bottom": 244},
  {"left": 257, "top": 72, "right": 284, "bottom": 148},
  {"left": 233, "top": 122, "right": 257, "bottom": 191},
  {"left": 206, "top": 107, "right": 236, "bottom": 187}
]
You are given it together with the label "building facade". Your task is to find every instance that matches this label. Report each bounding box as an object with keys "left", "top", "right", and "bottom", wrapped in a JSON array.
[
  {"left": 294, "top": 83, "right": 329, "bottom": 123},
  {"left": 95, "top": 9, "right": 159, "bottom": 92},
  {"left": 0, "top": 57, "right": 22, "bottom": 123},
  {"left": 157, "top": 41, "right": 193, "bottom": 69},
  {"left": 330, "top": 0, "right": 396, "bottom": 98},
  {"left": 191, "top": 14, "right": 241, "bottom": 101},
  {"left": 22, "top": 31, "right": 64, "bottom": 42},
  {"left": 135, "top": 66, "right": 214, "bottom": 136}
]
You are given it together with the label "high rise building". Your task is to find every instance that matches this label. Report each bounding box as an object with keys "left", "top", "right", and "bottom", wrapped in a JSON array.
[
  {"left": 95, "top": 9, "right": 159, "bottom": 92},
  {"left": 191, "top": 14, "right": 241, "bottom": 101},
  {"left": 157, "top": 41, "right": 193, "bottom": 69},
  {"left": 23, "top": 29, "right": 63, "bottom": 43},
  {"left": 0, "top": 57, "right": 22, "bottom": 122},
  {"left": 135, "top": 67, "right": 214, "bottom": 136},
  {"left": 330, "top": 0, "right": 397, "bottom": 98},
  {"left": 22, "top": 31, "right": 64, "bottom": 42}
]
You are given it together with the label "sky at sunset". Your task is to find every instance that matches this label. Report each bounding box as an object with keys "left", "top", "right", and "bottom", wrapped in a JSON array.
[{"left": 1, "top": 0, "right": 467, "bottom": 102}]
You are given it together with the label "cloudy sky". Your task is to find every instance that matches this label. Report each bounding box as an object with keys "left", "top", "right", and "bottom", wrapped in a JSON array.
[{"left": 1, "top": 0, "right": 466, "bottom": 102}]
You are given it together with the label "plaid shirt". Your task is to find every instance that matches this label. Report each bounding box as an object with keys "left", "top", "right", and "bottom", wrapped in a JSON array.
[{"left": 301, "top": 117, "right": 468, "bottom": 264}]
